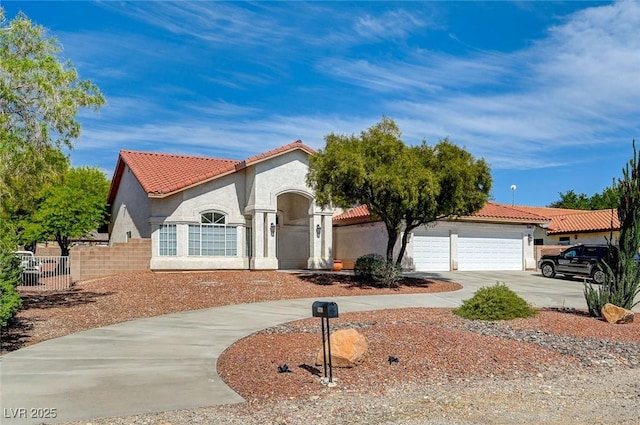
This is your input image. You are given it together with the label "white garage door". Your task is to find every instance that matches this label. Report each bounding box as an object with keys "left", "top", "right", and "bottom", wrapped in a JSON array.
[
  {"left": 458, "top": 233, "right": 522, "bottom": 271},
  {"left": 414, "top": 235, "right": 450, "bottom": 271}
]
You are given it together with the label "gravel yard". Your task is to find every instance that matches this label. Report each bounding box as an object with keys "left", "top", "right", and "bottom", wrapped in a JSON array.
[{"left": 2, "top": 271, "right": 639, "bottom": 424}]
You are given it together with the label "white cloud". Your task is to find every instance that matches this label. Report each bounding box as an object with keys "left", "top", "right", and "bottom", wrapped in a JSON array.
[
  {"left": 71, "top": 1, "right": 640, "bottom": 177},
  {"left": 353, "top": 9, "right": 428, "bottom": 40},
  {"left": 318, "top": 1, "right": 640, "bottom": 169}
]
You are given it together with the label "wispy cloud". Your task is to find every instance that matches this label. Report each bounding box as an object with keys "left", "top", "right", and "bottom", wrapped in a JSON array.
[
  {"left": 69, "top": 1, "right": 639, "bottom": 180},
  {"left": 99, "top": 2, "right": 295, "bottom": 48},
  {"left": 353, "top": 9, "right": 429, "bottom": 41},
  {"left": 315, "top": 1, "right": 640, "bottom": 169}
]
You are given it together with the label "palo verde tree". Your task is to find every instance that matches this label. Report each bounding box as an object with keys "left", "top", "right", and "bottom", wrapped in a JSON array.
[
  {"left": 584, "top": 140, "right": 640, "bottom": 315},
  {"left": 26, "top": 166, "right": 110, "bottom": 256},
  {"left": 307, "top": 117, "right": 491, "bottom": 265},
  {"left": 0, "top": 9, "right": 105, "bottom": 244}
]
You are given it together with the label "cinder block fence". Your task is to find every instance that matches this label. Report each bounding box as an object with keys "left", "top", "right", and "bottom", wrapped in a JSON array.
[{"left": 70, "top": 238, "right": 151, "bottom": 282}]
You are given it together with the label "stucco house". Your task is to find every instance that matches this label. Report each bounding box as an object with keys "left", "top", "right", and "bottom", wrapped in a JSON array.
[
  {"left": 107, "top": 141, "right": 334, "bottom": 271},
  {"left": 110, "top": 141, "right": 612, "bottom": 273}
]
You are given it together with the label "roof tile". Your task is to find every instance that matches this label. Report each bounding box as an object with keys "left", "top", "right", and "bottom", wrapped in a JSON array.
[
  {"left": 119, "top": 150, "right": 239, "bottom": 196},
  {"left": 545, "top": 209, "right": 619, "bottom": 234}
]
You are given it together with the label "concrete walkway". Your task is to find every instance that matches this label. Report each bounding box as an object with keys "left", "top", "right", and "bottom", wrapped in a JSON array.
[{"left": 0, "top": 271, "right": 614, "bottom": 424}]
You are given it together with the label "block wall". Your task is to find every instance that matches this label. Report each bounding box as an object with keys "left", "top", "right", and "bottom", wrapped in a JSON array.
[{"left": 71, "top": 238, "right": 151, "bottom": 282}]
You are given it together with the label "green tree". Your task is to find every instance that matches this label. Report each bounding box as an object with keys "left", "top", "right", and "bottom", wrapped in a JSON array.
[
  {"left": 0, "top": 9, "right": 104, "bottom": 244},
  {"left": 307, "top": 117, "right": 491, "bottom": 265},
  {"left": 548, "top": 187, "right": 619, "bottom": 210},
  {"left": 2, "top": 147, "right": 69, "bottom": 252},
  {"left": 584, "top": 140, "right": 640, "bottom": 316},
  {"left": 0, "top": 240, "right": 22, "bottom": 328},
  {"left": 28, "top": 167, "right": 110, "bottom": 256}
]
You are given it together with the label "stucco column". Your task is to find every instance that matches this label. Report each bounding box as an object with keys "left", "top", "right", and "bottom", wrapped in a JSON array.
[
  {"left": 265, "top": 211, "right": 277, "bottom": 260},
  {"left": 250, "top": 210, "right": 278, "bottom": 270},
  {"left": 321, "top": 214, "right": 333, "bottom": 266},
  {"left": 450, "top": 230, "right": 458, "bottom": 271},
  {"left": 308, "top": 213, "right": 331, "bottom": 269}
]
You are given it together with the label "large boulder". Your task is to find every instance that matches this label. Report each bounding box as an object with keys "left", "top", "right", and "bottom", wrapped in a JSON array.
[
  {"left": 601, "top": 303, "right": 635, "bottom": 324},
  {"left": 316, "top": 328, "right": 368, "bottom": 368}
]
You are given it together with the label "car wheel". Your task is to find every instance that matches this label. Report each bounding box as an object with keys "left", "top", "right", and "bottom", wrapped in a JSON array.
[
  {"left": 541, "top": 263, "right": 555, "bottom": 278},
  {"left": 592, "top": 268, "right": 605, "bottom": 284}
]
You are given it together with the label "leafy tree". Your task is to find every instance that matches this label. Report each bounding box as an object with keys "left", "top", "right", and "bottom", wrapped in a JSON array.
[
  {"left": 28, "top": 167, "right": 110, "bottom": 256},
  {"left": 0, "top": 8, "right": 104, "bottom": 246},
  {"left": 2, "top": 147, "right": 69, "bottom": 251},
  {"left": 548, "top": 187, "right": 619, "bottom": 210},
  {"left": 307, "top": 117, "right": 491, "bottom": 265},
  {"left": 584, "top": 140, "right": 640, "bottom": 316}
]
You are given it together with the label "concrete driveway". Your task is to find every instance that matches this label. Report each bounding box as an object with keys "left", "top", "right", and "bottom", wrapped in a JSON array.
[
  {"left": 0, "top": 270, "right": 634, "bottom": 424},
  {"left": 409, "top": 270, "right": 596, "bottom": 311}
]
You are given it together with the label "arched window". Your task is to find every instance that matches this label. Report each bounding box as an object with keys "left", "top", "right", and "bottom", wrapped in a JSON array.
[
  {"left": 201, "top": 212, "right": 226, "bottom": 224},
  {"left": 188, "top": 212, "right": 237, "bottom": 256}
]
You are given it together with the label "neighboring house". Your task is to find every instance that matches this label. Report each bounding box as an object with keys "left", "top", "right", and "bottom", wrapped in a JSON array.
[
  {"left": 509, "top": 206, "right": 619, "bottom": 246},
  {"left": 107, "top": 141, "right": 334, "bottom": 271},
  {"left": 333, "top": 202, "right": 549, "bottom": 271}
]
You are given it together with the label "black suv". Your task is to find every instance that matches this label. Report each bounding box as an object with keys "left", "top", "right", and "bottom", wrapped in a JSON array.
[{"left": 537, "top": 244, "right": 616, "bottom": 284}]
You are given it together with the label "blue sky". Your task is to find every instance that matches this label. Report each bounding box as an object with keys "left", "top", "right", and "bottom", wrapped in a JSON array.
[{"left": 3, "top": 1, "right": 639, "bottom": 207}]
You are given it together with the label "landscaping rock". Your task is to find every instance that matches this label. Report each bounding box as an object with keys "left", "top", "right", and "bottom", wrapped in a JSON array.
[
  {"left": 601, "top": 303, "right": 634, "bottom": 324},
  {"left": 316, "top": 328, "right": 368, "bottom": 368}
]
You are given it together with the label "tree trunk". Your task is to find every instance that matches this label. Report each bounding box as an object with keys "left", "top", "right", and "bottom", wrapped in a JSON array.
[
  {"left": 24, "top": 241, "right": 37, "bottom": 254},
  {"left": 395, "top": 227, "right": 412, "bottom": 266},
  {"left": 56, "top": 234, "right": 71, "bottom": 257},
  {"left": 385, "top": 226, "right": 398, "bottom": 262}
]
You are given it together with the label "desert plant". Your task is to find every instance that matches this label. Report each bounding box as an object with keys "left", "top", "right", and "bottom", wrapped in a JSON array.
[
  {"left": 584, "top": 140, "right": 640, "bottom": 317},
  {"left": 354, "top": 253, "right": 402, "bottom": 287},
  {"left": 453, "top": 282, "right": 536, "bottom": 321}
]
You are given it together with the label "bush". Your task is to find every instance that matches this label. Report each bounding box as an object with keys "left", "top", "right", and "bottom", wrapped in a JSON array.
[
  {"left": 0, "top": 247, "right": 22, "bottom": 327},
  {"left": 453, "top": 282, "right": 536, "bottom": 321},
  {"left": 354, "top": 253, "right": 402, "bottom": 287}
]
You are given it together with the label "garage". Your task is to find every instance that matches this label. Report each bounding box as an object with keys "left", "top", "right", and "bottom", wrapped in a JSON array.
[
  {"left": 413, "top": 235, "right": 450, "bottom": 271},
  {"left": 457, "top": 233, "right": 523, "bottom": 271}
]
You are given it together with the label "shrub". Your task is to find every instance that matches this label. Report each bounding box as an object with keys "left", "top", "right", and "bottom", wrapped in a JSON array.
[
  {"left": 354, "top": 253, "right": 402, "bottom": 288},
  {"left": 0, "top": 247, "right": 23, "bottom": 327},
  {"left": 453, "top": 282, "right": 536, "bottom": 321}
]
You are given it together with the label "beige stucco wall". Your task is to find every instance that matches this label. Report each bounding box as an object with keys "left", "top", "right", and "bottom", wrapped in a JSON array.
[
  {"left": 109, "top": 165, "right": 152, "bottom": 244},
  {"left": 333, "top": 221, "right": 392, "bottom": 269}
]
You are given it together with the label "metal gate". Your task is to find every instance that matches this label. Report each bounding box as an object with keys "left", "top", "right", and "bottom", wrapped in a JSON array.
[{"left": 17, "top": 256, "right": 73, "bottom": 291}]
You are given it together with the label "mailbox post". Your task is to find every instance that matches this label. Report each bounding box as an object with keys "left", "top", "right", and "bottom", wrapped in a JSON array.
[{"left": 312, "top": 301, "right": 339, "bottom": 384}]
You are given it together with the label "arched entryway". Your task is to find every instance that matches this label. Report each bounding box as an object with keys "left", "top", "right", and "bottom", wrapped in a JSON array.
[{"left": 276, "top": 192, "right": 311, "bottom": 269}]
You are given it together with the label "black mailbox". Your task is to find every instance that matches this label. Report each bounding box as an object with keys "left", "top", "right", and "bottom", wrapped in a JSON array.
[{"left": 312, "top": 301, "right": 339, "bottom": 318}]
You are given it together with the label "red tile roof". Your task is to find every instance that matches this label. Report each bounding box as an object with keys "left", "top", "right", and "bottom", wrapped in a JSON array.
[
  {"left": 508, "top": 205, "right": 619, "bottom": 234},
  {"left": 509, "top": 205, "right": 591, "bottom": 217},
  {"left": 107, "top": 140, "right": 314, "bottom": 204},
  {"left": 469, "top": 202, "right": 548, "bottom": 222},
  {"left": 333, "top": 202, "right": 548, "bottom": 224},
  {"left": 333, "top": 202, "right": 619, "bottom": 233},
  {"left": 333, "top": 205, "right": 372, "bottom": 222},
  {"left": 120, "top": 151, "right": 239, "bottom": 196},
  {"left": 544, "top": 209, "right": 619, "bottom": 234}
]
